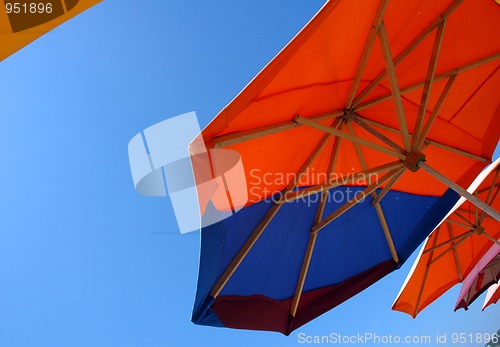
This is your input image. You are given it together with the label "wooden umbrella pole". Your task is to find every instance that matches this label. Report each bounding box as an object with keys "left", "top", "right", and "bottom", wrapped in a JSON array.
[
  {"left": 480, "top": 169, "right": 500, "bottom": 224},
  {"left": 418, "top": 162, "right": 500, "bottom": 222},
  {"left": 413, "top": 20, "right": 446, "bottom": 148},
  {"left": 294, "top": 115, "right": 406, "bottom": 159},
  {"left": 378, "top": 22, "right": 412, "bottom": 152},
  {"left": 345, "top": 0, "right": 389, "bottom": 109},
  {"left": 210, "top": 120, "right": 341, "bottom": 298},
  {"left": 355, "top": 52, "right": 499, "bottom": 112},
  {"left": 290, "top": 129, "right": 344, "bottom": 317},
  {"left": 352, "top": 0, "right": 465, "bottom": 107}
]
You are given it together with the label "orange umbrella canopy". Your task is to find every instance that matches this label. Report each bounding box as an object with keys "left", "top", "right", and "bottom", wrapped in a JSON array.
[
  {"left": 0, "top": 0, "right": 101, "bottom": 61},
  {"left": 393, "top": 159, "right": 500, "bottom": 317},
  {"left": 195, "top": 0, "right": 500, "bottom": 206}
]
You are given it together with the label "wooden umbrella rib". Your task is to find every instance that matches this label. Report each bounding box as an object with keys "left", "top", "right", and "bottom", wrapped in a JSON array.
[
  {"left": 378, "top": 22, "right": 412, "bottom": 152},
  {"left": 355, "top": 52, "right": 500, "bottom": 112},
  {"left": 374, "top": 203, "right": 400, "bottom": 263},
  {"left": 423, "top": 139, "right": 488, "bottom": 163},
  {"left": 290, "top": 230, "right": 319, "bottom": 318},
  {"left": 347, "top": 121, "right": 400, "bottom": 262},
  {"left": 446, "top": 221, "right": 463, "bottom": 281},
  {"left": 352, "top": 0, "right": 465, "bottom": 107},
  {"left": 479, "top": 231, "right": 500, "bottom": 247},
  {"left": 212, "top": 111, "right": 344, "bottom": 149},
  {"left": 423, "top": 230, "right": 474, "bottom": 254},
  {"left": 451, "top": 210, "right": 475, "bottom": 227},
  {"left": 480, "top": 169, "right": 500, "bottom": 224},
  {"left": 416, "top": 75, "right": 457, "bottom": 150},
  {"left": 279, "top": 161, "right": 403, "bottom": 204},
  {"left": 345, "top": 0, "right": 389, "bottom": 109},
  {"left": 427, "top": 229, "right": 474, "bottom": 267},
  {"left": 414, "top": 226, "right": 443, "bottom": 317},
  {"left": 371, "top": 167, "right": 406, "bottom": 206},
  {"left": 446, "top": 218, "right": 474, "bottom": 229},
  {"left": 413, "top": 20, "right": 447, "bottom": 148},
  {"left": 294, "top": 115, "right": 406, "bottom": 160},
  {"left": 312, "top": 167, "right": 402, "bottom": 233},
  {"left": 352, "top": 115, "right": 488, "bottom": 163},
  {"left": 418, "top": 162, "right": 500, "bottom": 222},
  {"left": 210, "top": 122, "right": 338, "bottom": 298},
  {"left": 290, "top": 130, "right": 343, "bottom": 318},
  {"left": 347, "top": 112, "right": 405, "bottom": 154}
]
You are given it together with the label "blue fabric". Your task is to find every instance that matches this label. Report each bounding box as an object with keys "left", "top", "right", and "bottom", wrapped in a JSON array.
[{"left": 192, "top": 186, "right": 459, "bottom": 326}]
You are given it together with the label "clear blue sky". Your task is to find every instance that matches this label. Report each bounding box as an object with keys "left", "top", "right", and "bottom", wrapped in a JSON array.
[{"left": 0, "top": 1, "right": 498, "bottom": 346}]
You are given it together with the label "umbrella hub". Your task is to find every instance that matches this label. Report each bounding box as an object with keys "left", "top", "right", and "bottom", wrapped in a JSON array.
[
  {"left": 403, "top": 150, "right": 426, "bottom": 172},
  {"left": 473, "top": 225, "right": 485, "bottom": 235}
]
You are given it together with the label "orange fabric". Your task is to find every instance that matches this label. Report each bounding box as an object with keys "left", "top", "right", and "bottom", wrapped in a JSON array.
[
  {"left": 0, "top": 0, "right": 101, "bottom": 61},
  {"left": 393, "top": 160, "right": 500, "bottom": 317},
  {"left": 191, "top": 0, "right": 500, "bottom": 205}
]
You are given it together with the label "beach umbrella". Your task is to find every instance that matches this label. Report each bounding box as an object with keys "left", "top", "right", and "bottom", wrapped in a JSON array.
[
  {"left": 393, "top": 158, "right": 500, "bottom": 317},
  {"left": 455, "top": 242, "right": 500, "bottom": 310},
  {"left": 0, "top": 0, "right": 101, "bottom": 61},
  {"left": 483, "top": 283, "right": 500, "bottom": 310},
  {"left": 190, "top": 0, "right": 500, "bottom": 334}
]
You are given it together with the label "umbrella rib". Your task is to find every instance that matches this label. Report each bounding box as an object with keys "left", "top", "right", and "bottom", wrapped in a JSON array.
[
  {"left": 479, "top": 230, "right": 500, "bottom": 247},
  {"left": 480, "top": 169, "right": 500, "bottom": 224},
  {"left": 446, "top": 218, "right": 473, "bottom": 229},
  {"left": 378, "top": 22, "right": 412, "bottom": 152},
  {"left": 491, "top": 267, "right": 498, "bottom": 283},
  {"left": 413, "top": 20, "right": 447, "bottom": 148},
  {"left": 352, "top": 0, "right": 465, "bottom": 107},
  {"left": 290, "top": 131, "right": 343, "bottom": 318},
  {"left": 452, "top": 211, "right": 475, "bottom": 227},
  {"left": 211, "top": 111, "right": 344, "bottom": 149},
  {"left": 418, "top": 162, "right": 500, "bottom": 222},
  {"left": 371, "top": 168, "right": 406, "bottom": 206},
  {"left": 350, "top": 114, "right": 488, "bottom": 163},
  {"left": 423, "top": 230, "right": 474, "bottom": 255},
  {"left": 312, "top": 167, "right": 403, "bottom": 233},
  {"left": 346, "top": 121, "right": 400, "bottom": 262},
  {"left": 414, "top": 226, "right": 443, "bottom": 317},
  {"left": 345, "top": 0, "right": 389, "bottom": 109},
  {"left": 279, "top": 161, "right": 402, "bottom": 204},
  {"left": 446, "top": 221, "right": 463, "bottom": 281},
  {"left": 346, "top": 112, "right": 405, "bottom": 154},
  {"left": 422, "top": 139, "right": 488, "bottom": 163},
  {"left": 209, "top": 120, "right": 340, "bottom": 298},
  {"left": 416, "top": 75, "right": 457, "bottom": 150},
  {"left": 427, "top": 229, "right": 475, "bottom": 267},
  {"left": 294, "top": 115, "right": 406, "bottom": 160},
  {"left": 355, "top": 52, "right": 500, "bottom": 112}
]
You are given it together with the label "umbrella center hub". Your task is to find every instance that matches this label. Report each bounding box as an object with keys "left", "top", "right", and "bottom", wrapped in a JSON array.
[
  {"left": 473, "top": 225, "right": 485, "bottom": 235},
  {"left": 403, "top": 150, "right": 426, "bottom": 172}
]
